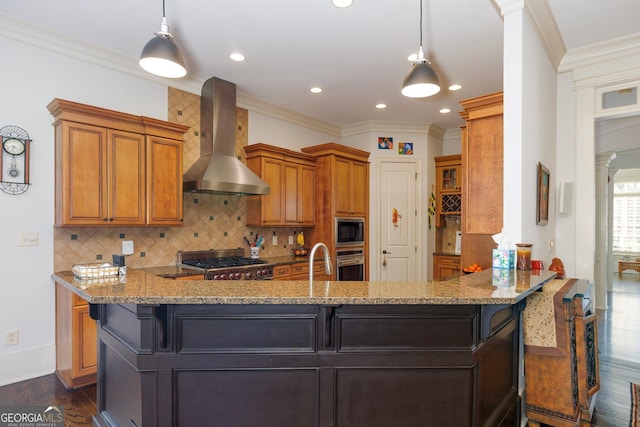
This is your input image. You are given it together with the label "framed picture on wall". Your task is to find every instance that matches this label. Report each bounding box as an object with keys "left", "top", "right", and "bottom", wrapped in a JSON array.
[{"left": 537, "top": 162, "right": 550, "bottom": 225}]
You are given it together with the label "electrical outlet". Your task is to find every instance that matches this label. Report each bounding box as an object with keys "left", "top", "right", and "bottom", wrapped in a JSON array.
[
  {"left": 6, "top": 330, "right": 19, "bottom": 346},
  {"left": 122, "top": 240, "right": 134, "bottom": 255}
]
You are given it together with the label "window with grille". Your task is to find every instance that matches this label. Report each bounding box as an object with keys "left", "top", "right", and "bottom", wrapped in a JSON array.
[{"left": 613, "top": 175, "right": 640, "bottom": 253}]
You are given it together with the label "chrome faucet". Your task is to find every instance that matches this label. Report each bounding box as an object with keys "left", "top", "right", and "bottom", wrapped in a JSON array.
[{"left": 309, "top": 242, "right": 331, "bottom": 284}]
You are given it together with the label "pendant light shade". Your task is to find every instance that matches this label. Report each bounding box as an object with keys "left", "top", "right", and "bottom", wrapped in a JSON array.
[
  {"left": 402, "top": 0, "right": 440, "bottom": 98},
  {"left": 402, "top": 48, "right": 440, "bottom": 98},
  {"left": 139, "top": 1, "right": 186, "bottom": 78}
]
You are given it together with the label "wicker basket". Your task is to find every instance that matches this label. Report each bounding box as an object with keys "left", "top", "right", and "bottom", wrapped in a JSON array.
[{"left": 72, "top": 262, "right": 119, "bottom": 279}]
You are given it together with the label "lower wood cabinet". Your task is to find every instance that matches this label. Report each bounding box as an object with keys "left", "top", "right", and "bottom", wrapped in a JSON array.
[
  {"left": 433, "top": 254, "right": 461, "bottom": 279},
  {"left": 273, "top": 261, "right": 330, "bottom": 281},
  {"left": 55, "top": 283, "right": 97, "bottom": 389},
  {"left": 92, "top": 302, "right": 524, "bottom": 426}
]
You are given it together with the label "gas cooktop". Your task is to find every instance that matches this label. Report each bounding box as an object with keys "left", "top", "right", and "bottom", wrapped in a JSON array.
[
  {"left": 178, "top": 248, "right": 273, "bottom": 280},
  {"left": 181, "top": 256, "right": 267, "bottom": 269}
]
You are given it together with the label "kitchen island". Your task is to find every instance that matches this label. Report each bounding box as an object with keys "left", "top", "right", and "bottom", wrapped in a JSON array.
[{"left": 52, "top": 268, "right": 556, "bottom": 427}]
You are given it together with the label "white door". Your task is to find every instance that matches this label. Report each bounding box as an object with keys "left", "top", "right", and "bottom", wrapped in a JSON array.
[{"left": 379, "top": 161, "right": 418, "bottom": 281}]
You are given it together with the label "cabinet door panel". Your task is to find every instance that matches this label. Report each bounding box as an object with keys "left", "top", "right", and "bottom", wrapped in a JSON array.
[
  {"left": 61, "top": 122, "right": 107, "bottom": 225},
  {"left": 351, "top": 161, "right": 368, "bottom": 216},
  {"left": 335, "top": 158, "right": 351, "bottom": 215},
  {"left": 464, "top": 115, "right": 503, "bottom": 235},
  {"left": 176, "top": 369, "right": 319, "bottom": 427},
  {"left": 73, "top": 305, "right": 97, "bottom": 377},
  {"left": 147, "top": 136, "right": 183, "bottom": 225},
  {"left": 299, "top": 165, "right": 316, "bottom": 225},
  {"left": 262, "top": 158, "right": 284, "bottom": 225},
  {"left": 284, "top": 162, "right": 300, "bottom": 224},
  {"left": 335, "top": 367, "right": 472, "bottom": 427},
  {"left": 109, "top": 130, "right": 145, "bottom": 225}
]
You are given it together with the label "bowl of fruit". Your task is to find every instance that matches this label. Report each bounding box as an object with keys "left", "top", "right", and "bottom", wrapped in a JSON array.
[
  {"left": 293, "top": 247, "right": 308, "bottom": 256},
  {"left": 462, "top": 263, "right": 482, "bottom": 274}
]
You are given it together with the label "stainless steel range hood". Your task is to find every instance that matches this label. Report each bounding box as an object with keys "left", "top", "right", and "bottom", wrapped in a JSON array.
[{"left": 183, "top": 77, "right": 270, "bottom": 195}]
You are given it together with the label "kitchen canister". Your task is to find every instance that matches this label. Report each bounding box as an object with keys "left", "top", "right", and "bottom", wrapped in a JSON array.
[
  {"left": 250, "top": 246, "right": 260, "bottom": 259},
  {"left": 515, "top": 243, "right": 532, "bottom": 270}
]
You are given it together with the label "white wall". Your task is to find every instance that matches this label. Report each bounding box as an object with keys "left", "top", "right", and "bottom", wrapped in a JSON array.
[
  {"left": 555, "top": 72, "right": 578, "bottom": 278},
  {"left": 501, "top": 5, "right": 558, "bottom": 270},
  {"left": 247, "top": 110, "right": 341, "bottom": 150},
  {"left": 0, "top": 37, "right": 168, "bottom": 385}
]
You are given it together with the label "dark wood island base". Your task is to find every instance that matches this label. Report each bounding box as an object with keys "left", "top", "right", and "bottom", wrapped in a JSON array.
[{"left": 91, "top": 302, "right": 525, "bottom": 427}]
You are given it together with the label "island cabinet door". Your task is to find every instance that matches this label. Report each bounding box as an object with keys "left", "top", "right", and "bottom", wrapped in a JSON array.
[
  {"left": 96, "top": 304, "right": 323, "bottom": 427},
  {"left": 323, "top": 304, "right": 521, "bottom": 427}
]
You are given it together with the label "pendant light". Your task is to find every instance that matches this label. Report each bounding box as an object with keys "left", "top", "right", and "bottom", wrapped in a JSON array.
[
  {"left": 139, "top": 0, "right": 187, "bottom": 78},
  {"left": 401, "top": 0, "right": 440, "bottom": 98}
]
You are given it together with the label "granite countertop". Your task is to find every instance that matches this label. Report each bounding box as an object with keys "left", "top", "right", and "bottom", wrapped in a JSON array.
[{"left": 52, "top": 268, "right": 556, "bottom": 306}]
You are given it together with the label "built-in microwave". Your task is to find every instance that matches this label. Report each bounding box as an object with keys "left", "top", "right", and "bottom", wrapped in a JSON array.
[{"left": 335, "top": 217, "right": 365, "bottom": 247}]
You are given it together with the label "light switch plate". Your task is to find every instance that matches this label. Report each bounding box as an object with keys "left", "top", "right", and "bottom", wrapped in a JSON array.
[
  {"left": 288, "top": 236, "right": 294, "bottom": 245},
  {"left": 272, "top": 235, "right": 278, "bottom": 246},
  {"left": 122, "top": 240, "right": 134, "bottom": 255},
  {"left": 19, "top": 232, "right": 38, "bottom": 246}
]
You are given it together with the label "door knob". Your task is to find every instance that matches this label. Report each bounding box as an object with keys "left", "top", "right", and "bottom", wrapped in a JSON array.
[{"left": 382, "top": 250, "right": 391, "bottom": 254}]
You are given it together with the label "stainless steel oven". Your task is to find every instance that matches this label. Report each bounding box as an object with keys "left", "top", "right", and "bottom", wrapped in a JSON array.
[
  {"left": 336, "top": 249, "right": 365, "bottom": 281},
  {"left": 335, "top": 217, "right": 365, "bottom": 247}
]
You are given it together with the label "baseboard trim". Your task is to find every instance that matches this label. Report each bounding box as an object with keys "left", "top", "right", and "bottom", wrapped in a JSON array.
[{"left": 0, "top": 345, "right": 55, "bottom": 386}]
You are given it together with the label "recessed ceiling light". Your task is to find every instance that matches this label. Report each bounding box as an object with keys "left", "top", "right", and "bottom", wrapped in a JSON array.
[
  {"left": 229, "top": 52, "right": 245, "bottom": 62},
  {"left": 332, "top": 0, "right": 353, "bottom": 7},
  {"left": 439, "top": 108, "right": 451, "bottom": 114},
  {"left": 310, "top": 87, "right": 323, "bottom": 94},
  {"left": 376, "top": 103, "right": 387, "bottom": 109},
  {"left": 448, "top": 84, "right": 462, "bottom": 91}
]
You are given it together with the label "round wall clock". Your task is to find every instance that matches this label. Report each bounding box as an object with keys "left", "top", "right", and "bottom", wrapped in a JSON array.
[{"left": 0, "top": 125, "right": 32, "bottom": 195}]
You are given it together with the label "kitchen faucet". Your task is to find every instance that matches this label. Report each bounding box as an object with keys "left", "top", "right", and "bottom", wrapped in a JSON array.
[{"left": 309, "top": 242, "right": 331, "bottom": 284}]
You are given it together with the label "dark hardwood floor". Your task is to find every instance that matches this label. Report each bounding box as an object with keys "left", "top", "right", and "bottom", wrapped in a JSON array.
[
  {"left": 591, "top": 274, "right": 640, "bottom": 427},
  {"left": 0, "top": 274, "right": 638, "bottom": 426},
  {"left": 0, "top": 373, "right": 96, "bottom": 426}
]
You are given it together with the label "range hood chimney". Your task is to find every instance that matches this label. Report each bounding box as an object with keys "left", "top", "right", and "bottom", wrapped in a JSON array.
[{"left": 183, "top": 77, "right": 270, "bottom": 195}]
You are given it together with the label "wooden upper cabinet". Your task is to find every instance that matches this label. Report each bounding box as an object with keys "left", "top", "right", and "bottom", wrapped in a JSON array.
[
  {"left": 284, "top": 162, "right": 316, "bottom": 226},
  {"left": 146, "top": 134, "right": 183, "bottom": 226},
  {"left": 334, "top": 157, "right": 368, "bottom": 217},
  {"left": 109, "top": 129, "right": 146, "bottom": 225},
  {"left": 48, "top": 99, "right": 188, "bottom": 227},
  {"left": 435, "top": 155, "right": 462, "bottom": 194},
  {"left": 244, "top": 143, "right": 316, "bottom": 227},
  {"left": 434, "top": 155, "right": 462, "bottom": 227},
  {"left": 459, "top": 92, "right": 503, "bottom": 268}
]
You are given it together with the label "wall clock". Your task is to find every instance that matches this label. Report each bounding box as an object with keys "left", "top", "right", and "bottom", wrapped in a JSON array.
[{"left": 0, "top": 125, "right": 31, "bottom": 195}]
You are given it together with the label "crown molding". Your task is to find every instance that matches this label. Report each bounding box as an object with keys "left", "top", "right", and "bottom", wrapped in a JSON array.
[
  {"left": 524, "top": 0, "right": 566, "bottom": 69},
  {"left": 560, "top": 32, "right": 640, "bottom": 74},
  {"left": 341, "top": 121, "right": 441, "bottom": 138},
  {"left": 0, "top": 13, "right": 203, "bottom": 94},
  {"left": 236, "top": 95, "right": 341, "bottom": 138},
  {"left": 494, "top": 0, "right": 566, "bottom": 70}
]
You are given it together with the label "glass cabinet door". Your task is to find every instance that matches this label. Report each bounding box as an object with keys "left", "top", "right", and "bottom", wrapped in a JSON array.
[{"left": 438, "top": 165, "right": 460, "bottom": 193}]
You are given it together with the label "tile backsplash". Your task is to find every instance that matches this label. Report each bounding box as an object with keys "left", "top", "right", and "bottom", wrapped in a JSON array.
[{"left": 53, "top": 88, "right": 301, "bottom": 271}]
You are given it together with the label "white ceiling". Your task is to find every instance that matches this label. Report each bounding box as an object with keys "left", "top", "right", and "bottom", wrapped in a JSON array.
[{"left": 1, "top": 0, "right": 639, "bottom": 131}]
